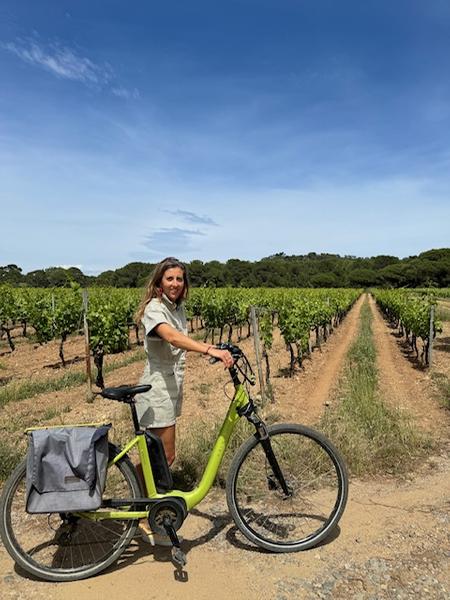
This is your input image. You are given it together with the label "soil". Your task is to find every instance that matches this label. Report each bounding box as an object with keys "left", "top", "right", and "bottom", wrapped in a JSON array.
[
  {"left": 0, "top": 328, "right": 144, "bottom": 386},
  {"left": 1, "top": 294, "right": 449, "bottom": 599}
]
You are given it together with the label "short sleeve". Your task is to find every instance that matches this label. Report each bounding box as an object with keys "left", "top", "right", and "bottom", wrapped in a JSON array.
[{"left": 142, "top": 301, "right": 169, "bottom": 337}]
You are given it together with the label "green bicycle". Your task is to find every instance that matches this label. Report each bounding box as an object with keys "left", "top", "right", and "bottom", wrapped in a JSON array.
[{"left": 0, "top": 343, "right": 348, "bottom": 582}]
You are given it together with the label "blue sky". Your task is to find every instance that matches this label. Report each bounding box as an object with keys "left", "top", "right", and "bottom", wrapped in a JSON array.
[{"left": 1, "top": 1, "right": 449, "bottom": 274}]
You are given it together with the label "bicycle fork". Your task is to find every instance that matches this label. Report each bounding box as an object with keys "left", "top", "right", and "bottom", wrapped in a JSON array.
[{"left": 241, "top": 406, "right": 293, "bottom": 498}]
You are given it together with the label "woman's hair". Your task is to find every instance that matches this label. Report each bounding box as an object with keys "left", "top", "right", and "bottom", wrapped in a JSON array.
[{"left": 134, "top": 257, "right": 189, "bottom": 323}]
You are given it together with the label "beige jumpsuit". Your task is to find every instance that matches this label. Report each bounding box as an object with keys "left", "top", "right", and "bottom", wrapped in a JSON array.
[{"left": 135, "top": 294, "right": 187, "bottom": 428}]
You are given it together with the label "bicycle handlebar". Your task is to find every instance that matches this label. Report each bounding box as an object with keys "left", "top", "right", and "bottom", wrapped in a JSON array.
[
  {"left": 208, "top": 343, "right": 256, "bottom": 386},
  {"left": 208, "top": 342, "right": 242, "bottom": 364}
]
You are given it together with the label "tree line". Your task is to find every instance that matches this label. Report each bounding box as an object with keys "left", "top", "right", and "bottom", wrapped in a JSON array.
[{"left": 1, "top": 248, "right": 449, "bottom": 289}]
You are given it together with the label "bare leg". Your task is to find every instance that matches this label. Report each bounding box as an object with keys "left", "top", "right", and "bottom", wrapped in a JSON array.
[{"left": 149, "top": 424, "right": 176, "bottom": 466}]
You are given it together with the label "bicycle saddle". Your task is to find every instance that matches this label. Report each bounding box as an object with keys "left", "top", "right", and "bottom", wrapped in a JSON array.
[{"left": 100, "top": 384, "right": 151, "bottom": 401}]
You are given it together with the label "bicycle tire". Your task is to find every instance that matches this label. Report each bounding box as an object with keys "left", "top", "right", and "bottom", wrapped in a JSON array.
[
  {"left": 0, "top": 443, "right": 143, "bottom": 582},
  {"left": 226, "top": 423, "right": 348, "bottom": 552}
]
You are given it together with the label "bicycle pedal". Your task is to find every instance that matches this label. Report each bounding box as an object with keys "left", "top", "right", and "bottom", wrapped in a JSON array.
[{"left": 171, "top": 546, "right": 187, "bottom": 567}]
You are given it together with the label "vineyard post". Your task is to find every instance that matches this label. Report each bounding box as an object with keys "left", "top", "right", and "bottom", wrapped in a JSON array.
[
  {"left": 51, "top": 293, "right": 55, "bottom": 336},
  {"left": 428, "top": 304, "right": 435, "bottom": 367},
  {"left": 82, "top": 289, "right": 94, "bottom": 401},
  {"left": 250, "top": 306, "right": 265, "bottom": 405}
]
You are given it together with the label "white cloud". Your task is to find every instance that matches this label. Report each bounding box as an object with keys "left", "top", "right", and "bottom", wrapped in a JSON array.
[
  {"left": 111, "top": 86, "right": 140, "bottom": 100},
  {"left": 57, "top": 264, "right": 84, "bottom": 270},
  {"left": 142, "top": 228, "right": 206, "bottom": 256},
  {"left": 163, "top": 209, "right": 218, "bottom": 226},
  {"left": 1, "top": 37, "right": 140, "bottom": 99},
  {"left": 2, "top": 38, "right": 112, "bottom": 85}
]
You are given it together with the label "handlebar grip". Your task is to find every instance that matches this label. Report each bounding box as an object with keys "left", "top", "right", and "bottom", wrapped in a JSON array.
[{"left": 208, "top": 356, "right": 220, "bottom": 364}]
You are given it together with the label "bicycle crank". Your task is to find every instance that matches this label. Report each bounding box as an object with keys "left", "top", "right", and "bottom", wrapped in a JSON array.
[{"left": 147, "top": 498, "right": 187, "bottom": 566}]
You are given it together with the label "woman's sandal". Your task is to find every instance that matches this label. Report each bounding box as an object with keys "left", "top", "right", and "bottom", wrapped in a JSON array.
[{"left": 138, "top": 523, "right": 183, "bottom": 547}]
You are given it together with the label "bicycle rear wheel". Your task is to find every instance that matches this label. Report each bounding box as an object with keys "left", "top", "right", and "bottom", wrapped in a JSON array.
[
  {"left": 0, "top": 444, "right": 142, "bottom": 582},
  {"left": 226, "top": 423, "right": 348, "bottom": 552}
]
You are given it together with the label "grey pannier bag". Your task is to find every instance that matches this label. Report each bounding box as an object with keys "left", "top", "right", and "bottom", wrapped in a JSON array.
[{"left": 25, "top": 424, "right": 111, "bottom": 514}]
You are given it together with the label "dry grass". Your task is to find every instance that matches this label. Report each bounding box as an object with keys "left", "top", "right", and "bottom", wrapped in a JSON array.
[
  {"left": 174, "top": 408, "right": 283, "bottom": 489},
  {"left": 0, "top": 438, "right": 24, "bottom": 480},
  {"left": 431, "top": 372, "right": 450, "bottom": 409},
  {"left": 320, "top": 300, "right": 431, "bottom": 476},
  {"left": 0, "top": 349, "right": 146, "bottom": 407},
  {"left": 436, "top": 302, "right": 450, "bottom": 322}
]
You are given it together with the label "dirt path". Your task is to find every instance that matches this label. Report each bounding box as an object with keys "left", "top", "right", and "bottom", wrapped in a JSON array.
[
  {"left": 269, "top": 294, "right": 366, "bottom": 426},
  {"left": 1, "top": 453, "right": 449, "bottom": 600},
  {"left": 432, "top": 319, "right": 450, "bottom": 378},
  {"left": 368, "top": 294, "right": 447, "bottom": 434},
  {"left": 1, "top": 295, "right": 450, "bottom": 599}
]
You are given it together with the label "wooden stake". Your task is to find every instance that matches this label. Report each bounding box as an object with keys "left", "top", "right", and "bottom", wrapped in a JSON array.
[
  {"left": 428, "top": 304, "right": 435, "bottom": 367},
  {"left": 250, "top": 306, "right": 265, "bottom": 405},
  {"left": 51, "top": 293, "right": 55, "bottom": 337},
  {"left": 82, "top": 289, "right": 94, "bottom": 401}
]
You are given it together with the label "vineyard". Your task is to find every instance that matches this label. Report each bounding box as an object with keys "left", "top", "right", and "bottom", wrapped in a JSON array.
[
  {"left": 1, "top": 286, "right": 445, "bottom": 384},
  {"left": 0, "top": 286, "right": 362, "bottom": 387},
  {"left": 373, "top": 289, "right": 442, "bottom": 365},
  {"left": 1, "top": 285, "right": 450, "bottom": 597}
]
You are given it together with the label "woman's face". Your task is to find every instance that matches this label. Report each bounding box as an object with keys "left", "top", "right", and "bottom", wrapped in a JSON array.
[{"left": 160, "top": 267, "right": 185, "bottom": 302}]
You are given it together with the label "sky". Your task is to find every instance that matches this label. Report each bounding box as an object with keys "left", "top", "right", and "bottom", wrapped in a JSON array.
[{"left": 1, "top": 1, "right": 450, "bottom": 275}]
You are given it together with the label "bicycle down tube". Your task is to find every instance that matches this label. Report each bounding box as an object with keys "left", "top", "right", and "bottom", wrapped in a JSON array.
[{"left": 81, "top": 382, "right": 250, "bottom": 521}]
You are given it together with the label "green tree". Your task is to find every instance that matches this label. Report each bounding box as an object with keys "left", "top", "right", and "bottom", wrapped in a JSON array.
[
  {"left": 224, "top": 259, "right": 254, "bottom": 286},
  {"left": 113, "top": 262, "right": 153, "bottom": 287},
  {"left": 347, "top": 268, "right": 379, "bottom": 288},
  {"left": 95, "top": 270, "right": 119, "bottom": 287},
  {"left": 203, "top": 261, "right": 226, "bottom": 286},
  {"left": 378, "top": 263, "right": 409, "bottom": 287},
  {"left": 369, "top": 255, "right": 400, "bottom": 270},
  {"left": 24, "top": 270, "right": 50, "bottom": 287},
  {"left": 0, "top": 265, "right": 23, "bottom": 285},
  {"left": 45, "top": 268, "right": 72, "bottom": 287},
  {"left": 187, "top": 260, "right": 206, "bottom": 286},
  {"left": 310, "top": 272, "right": 340, "bottom": 288}
]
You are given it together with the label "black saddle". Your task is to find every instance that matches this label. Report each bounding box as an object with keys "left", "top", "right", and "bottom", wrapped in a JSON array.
[{"left": 100, "top": 384, "right": 151, "bottom": 402}]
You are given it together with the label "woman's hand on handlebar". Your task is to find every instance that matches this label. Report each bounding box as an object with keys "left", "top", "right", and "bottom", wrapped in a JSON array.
[{"left": 207, "top": 346, "right": 234, "bottom": 368}]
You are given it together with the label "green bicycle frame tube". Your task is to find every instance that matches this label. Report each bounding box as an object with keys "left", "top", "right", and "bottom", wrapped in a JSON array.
[
  {"left": 81, "top": 384, "right": 250, "bottom": 521},
  {"left": 166, "top": 383, "right": 249, "bottom": 509}
]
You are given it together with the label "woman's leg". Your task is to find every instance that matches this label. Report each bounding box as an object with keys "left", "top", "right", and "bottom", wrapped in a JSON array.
[{"left": 150, "top": 424, "right": 176, "bottom": 466}]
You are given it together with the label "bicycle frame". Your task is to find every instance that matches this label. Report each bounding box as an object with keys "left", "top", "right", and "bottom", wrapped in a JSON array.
[
  {"left": 80, "top": 383, "right": 250, "bottom": 522},
  {"left": 1, "top": 342, "right": 348, "bottom": 581}
]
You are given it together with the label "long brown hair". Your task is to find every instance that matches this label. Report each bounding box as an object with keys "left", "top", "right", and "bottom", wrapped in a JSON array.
[{"left": 134, "top": 257, "right": 189, "bottom": 324}]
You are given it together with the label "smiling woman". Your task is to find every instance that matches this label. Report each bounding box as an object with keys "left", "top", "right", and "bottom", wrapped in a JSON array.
[
  {"left": 132, "top": 257, "right": 233, "bottom": 544},
  {"left": 133, "top": 257, "right": 233, "bottom": 462}
]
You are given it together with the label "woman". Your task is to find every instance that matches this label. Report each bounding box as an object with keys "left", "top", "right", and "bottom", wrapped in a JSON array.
[
  {"left": 134, "top": 256, "right": 233, "bottom": 471},
  {"left": 134, "top": 258, "right": 233, "bottom": 545}
]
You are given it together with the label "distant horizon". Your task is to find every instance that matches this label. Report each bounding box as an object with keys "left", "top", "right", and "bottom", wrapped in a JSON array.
[{"left": 6, "top": 246, "right": 449, "bottom": 277}]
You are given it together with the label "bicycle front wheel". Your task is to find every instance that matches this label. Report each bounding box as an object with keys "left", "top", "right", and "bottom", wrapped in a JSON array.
[
  {"left": 226, "top": 423, "right": 348, "bottom": 552},
  {"left": 0, "top": 444, "right": 143, "bottom": 582}
]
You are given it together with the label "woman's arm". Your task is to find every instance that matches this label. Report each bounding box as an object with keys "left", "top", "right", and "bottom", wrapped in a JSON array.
[{"left": 154, "top": 323, "right": 234, "bottom": 368}]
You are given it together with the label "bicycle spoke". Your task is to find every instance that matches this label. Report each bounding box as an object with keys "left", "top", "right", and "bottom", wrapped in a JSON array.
[
  {"left": 228, "top": 425, "right": 348, "bottom": 550},
  {"left": 0, "top": 448, "right": 141, "bottom": 581}
]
